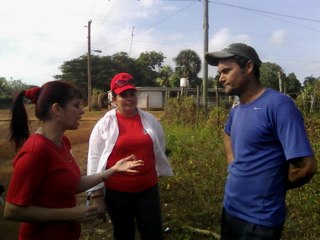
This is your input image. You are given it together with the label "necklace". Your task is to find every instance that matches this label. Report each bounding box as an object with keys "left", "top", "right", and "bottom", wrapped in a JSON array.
[{"left": 36, "top": 127, "right": 62, "bottom": 146}]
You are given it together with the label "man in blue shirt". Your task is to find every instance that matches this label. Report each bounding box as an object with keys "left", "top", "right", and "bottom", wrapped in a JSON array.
[{"left": 205, "top": 43, "right": 317, "bottom": 240}]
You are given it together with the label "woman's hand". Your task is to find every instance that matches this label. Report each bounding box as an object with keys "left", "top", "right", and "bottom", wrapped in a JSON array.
[
  {"left": 113, "top": 154, "right": 144, "bottom": 173},
  {"left": 72, "top": 205, "right": 99, "bottom": 224},
  {"left": 97, "top": 155, "right": 144, "bottom": 186},
  {"left": 4, "top": 201, "right": 99, "bottom": 223},
  {"left": 93, "top": 196, "right": 107, "bottom": 222}
]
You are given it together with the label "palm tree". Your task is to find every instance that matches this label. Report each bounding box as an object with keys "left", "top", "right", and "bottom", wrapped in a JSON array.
[{"left": 173, "top": 49, "right": 201, "bottom": 87}]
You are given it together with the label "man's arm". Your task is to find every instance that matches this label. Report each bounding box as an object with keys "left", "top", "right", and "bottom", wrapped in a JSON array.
[
  {"left": 287, "top": 156, "right": 317, "bottom": 189},
  {"left": 223, "top": 133, "right": 234, "bottom": 165}
]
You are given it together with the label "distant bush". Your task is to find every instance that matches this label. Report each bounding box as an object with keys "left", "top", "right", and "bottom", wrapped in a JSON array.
[
  {"left": 160, "top": 97, "right": 320, "bottom": 240},
  {"left": 0, "top": 96, "right": 12, "bottom": 109}
]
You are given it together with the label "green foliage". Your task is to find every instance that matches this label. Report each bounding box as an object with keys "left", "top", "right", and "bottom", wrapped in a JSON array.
[
  {"left": 260, "top": 62, "right": 284, "bottom": 90},
  {"left": 168, "top": 72, "right": 180, "bottom": 87},
  {"left": 173, "top": 49, "right": 202, "bottom": 87},
  {"left": 110, "top": 52, "right": 138, "bottom": 78},
  {"left": 0, "top": 77, "right": 10, "bottom": 95},
  {"left": 136, "top": 51, "right": 166, "bottom": 87},
  {"left": 137, "top": 51, "right": 165, "bottom": 72},
  {"left": 162, "top": 97, "right": 206, "bottom": 126},
  {"left": 156, "top": 65, "right": 174, "bottom": 87},
  {"left": 55, "top": 51, "right": 168, "bottom": 97},
  {"left": 259, "top": 62, "right": 303, "bottom": 96},
  {"left": 303, "top": 75, "right": 317, "bottom": 87},
  {"left": 286, "top": 72, "right": 301, "bottom": 96},
  {"left": 296, "top": 76, "right": 320, "bottom": 115},
  {"left": 160, "top": 99, "right": 228, "bottom": 239},
  {"left": 54, "top": 55, "right": 88, "bottom": 90},
  {"left": 0, "top": 77, "right": 31, "bottom": 108},
  {"left": 160, "top": 99, "right": 320, "bottom": 239}
]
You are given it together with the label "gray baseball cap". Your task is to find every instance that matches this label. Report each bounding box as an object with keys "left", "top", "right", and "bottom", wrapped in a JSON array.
[{"left": 205, "top": 43, "right": 262, "bottom": 67}]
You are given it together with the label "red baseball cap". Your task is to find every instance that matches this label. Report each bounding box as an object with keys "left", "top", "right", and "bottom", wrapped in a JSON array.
[{"left": 110, "top": 72, "right": 136, "bottom": 94}]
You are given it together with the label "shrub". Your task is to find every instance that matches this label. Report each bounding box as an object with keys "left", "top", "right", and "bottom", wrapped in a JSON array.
[{"left": 160, "top": 98, "right": 320, "bottom": 240}]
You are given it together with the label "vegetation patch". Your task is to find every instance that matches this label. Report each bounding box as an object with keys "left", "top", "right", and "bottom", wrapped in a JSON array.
[{"left": 1, "top": 100, "right": 319, "bottom": 239}]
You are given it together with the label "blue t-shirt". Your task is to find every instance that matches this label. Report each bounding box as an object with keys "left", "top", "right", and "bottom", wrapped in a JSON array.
[{"left": 224, "top": 88, "right": 313, "bottom": 227}]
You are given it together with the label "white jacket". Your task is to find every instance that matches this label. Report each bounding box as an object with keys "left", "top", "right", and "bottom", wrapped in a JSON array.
[{"left": 87, "top": 108, "right": 173, "bottom": 192}]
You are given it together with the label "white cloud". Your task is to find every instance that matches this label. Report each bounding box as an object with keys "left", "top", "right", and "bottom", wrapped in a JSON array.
[
  {"left": 0, "top": 0, "right": 319, "bottom": 86},
  {"left": 270, "top": 30, "right": 287, "bottom": 46},
  {"left": 208, "top": 28, "right": 251, "bottom": 51},
  {"left": 298, "top": 57, "right": 320, "bottom": 80},
  {"left": 139, "top": 0, "right": 160, "bottom": 9}
]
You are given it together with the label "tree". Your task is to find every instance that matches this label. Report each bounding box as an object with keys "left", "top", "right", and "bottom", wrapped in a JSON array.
[
  {"left": 296, "top": 76, "right": 320, "bottom": 114},
  {"left": 91, "top": 55, "right": 115, "bottom": 91},
  {"left": 110, "top": 52, "right": 137, "bottom": 75},
  {"left": 54, "top": 52, "right": 137, "bottom": 98},
  {"left": 156, "top": 65, "right": 174, "bottom": 87},
  {"left": 168, "top": 72, "right": 180, "bottom": 87},
  {"left": 173, "top": 49, "right": 201, "bottom": 87},
  {"left": 304, "top": 76, "right": 319, "bottom": 113},
  {"left": 259, "top": 62, "right": 284, "bottom": 91},
  {"left": 303, "top": 75, "right": 317, "bottom": 87},
  {"left": 156, "top": 65, "right": 173, "bottom": 87},
  {"left": 0, "top": 77, "right": 10, "bottom": 97},
  {"left": 54, "top": 55, "right": 88, "bottom": 92},
  {"left": 0, "top": 77, "right": 30, "bottom": 107},
  {"left": 137, "top": 51, "right": 166, "bottom": 86},
  {"left": 285, "top": 73, "right": 301, "bottom": 97},
  {"left": 137, "top": 51, "right": 165, "bottom": 72},
  {"left": 7, "top": 79, "right": 28, "bottom": 93}
]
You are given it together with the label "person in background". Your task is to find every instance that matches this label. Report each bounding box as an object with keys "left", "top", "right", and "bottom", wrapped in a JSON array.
[
  {"left": 87, "top": 72, "right": 173, "bottom": 240},
  {"left": 4, "top": 80, "right": 143, "bottom": 240},
  {"left": 205, "top": 43, "right": 317, "bottom": 240}
]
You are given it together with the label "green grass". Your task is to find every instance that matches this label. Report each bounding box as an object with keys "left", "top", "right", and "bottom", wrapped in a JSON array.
[{"left": 159, "top": 98, "right": 320, "bottom": 240}]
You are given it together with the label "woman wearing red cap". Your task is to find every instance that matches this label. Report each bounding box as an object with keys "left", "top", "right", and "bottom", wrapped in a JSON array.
[
  {"left": 4, "top": 80, "right": 143, "bottom": 240},
  {"left": 87, "top": 72, "right": 173, "bottom": 240}
]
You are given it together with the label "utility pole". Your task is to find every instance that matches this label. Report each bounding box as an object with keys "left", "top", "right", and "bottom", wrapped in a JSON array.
[
  {"left": 278, "top": 71, "right": 282, "bottom": 93},
  {"left": 87, "top": 20, "right": 92, "bottom": 111},
  {"left": 203, "top": 0, "right": 209, "bottom": 110},
  {"left": 129, "top": 26, "right": 134, "bottom": 57}
]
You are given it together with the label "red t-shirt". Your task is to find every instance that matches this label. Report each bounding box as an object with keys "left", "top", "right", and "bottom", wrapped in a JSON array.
[
  {"left": 6, "top": 134, "right": 81, "bottom": 240},
  {"left": 105, "top": 112, "right": 158, "bottom": 192}
]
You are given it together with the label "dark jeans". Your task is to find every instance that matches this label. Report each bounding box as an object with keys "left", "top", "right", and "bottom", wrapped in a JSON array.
[
  {"left": 221, "top": 208, "right": 283, "bottom": 240},
  {"left": 104, "top": 184, "right": 163, "bottom": 240}
]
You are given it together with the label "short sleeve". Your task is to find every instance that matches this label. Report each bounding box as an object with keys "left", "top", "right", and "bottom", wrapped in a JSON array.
[
  {"left": 273, "top": 101, "right": 313, "bottom": 160},
  {"left": 6, "top": 151, "right": 47, "bottom": 206}
]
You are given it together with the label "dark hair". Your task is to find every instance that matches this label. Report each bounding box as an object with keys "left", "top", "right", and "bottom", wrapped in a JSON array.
[
  {"left": 233, "top": 55, "right": 260, "bottom": 80},
  {"left": 9, "top": 80, "right": 83, "bottom": 149}
]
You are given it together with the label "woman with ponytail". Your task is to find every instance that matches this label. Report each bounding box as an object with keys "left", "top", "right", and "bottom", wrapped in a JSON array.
[{"left": 4, "top": 80, "right": 143, "bottom": 240}]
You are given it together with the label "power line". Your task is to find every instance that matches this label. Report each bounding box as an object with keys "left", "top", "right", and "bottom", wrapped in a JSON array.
[
  {"left": 98, "top": 1, "right": 198, "bottom": 51},
  {"left": 254, "top": 12, "right": 320, "bottom": 33},
  {"left": 97, "top": 0, "right": 120, "bottom": 24},
  {"left": 134, "top": 2, "right": 197, "bottom": 36},
  {"left": 210, "top": 1, "right": 320, "bottom": 23},
  {"left": 160, "top": 0, "right": 320, "bottom": 23}
]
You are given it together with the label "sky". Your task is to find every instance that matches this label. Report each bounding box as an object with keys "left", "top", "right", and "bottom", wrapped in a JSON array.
[{"left": 0, "top": 0, "right": 320, "bottom": 87}]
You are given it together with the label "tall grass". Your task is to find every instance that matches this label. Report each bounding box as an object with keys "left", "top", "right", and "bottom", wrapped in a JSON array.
[
  {"left": 160, "top": 98, "right": 228, "bottom": 239},
  {"left": 160, "top": 97, "right": 320, "bottom": 240}
]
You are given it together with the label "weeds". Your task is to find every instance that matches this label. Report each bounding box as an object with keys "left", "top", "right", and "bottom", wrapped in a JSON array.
[{"left": 160, "top": 97, "right": 320, "bottom": 240}]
